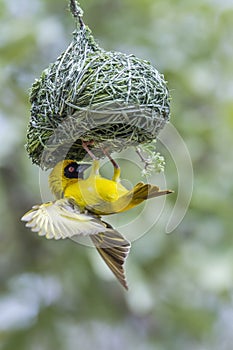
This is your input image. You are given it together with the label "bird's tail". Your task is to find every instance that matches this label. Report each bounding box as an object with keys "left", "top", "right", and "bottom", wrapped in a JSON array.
[
  {"left": 122, "top": 182, "right": 173, "bottom": 211},
  {"left": 133, "top": 182, "right": 173, "bottom": 199}
]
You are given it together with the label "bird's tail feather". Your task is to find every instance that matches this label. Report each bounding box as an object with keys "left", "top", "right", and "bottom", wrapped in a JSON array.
[
  {"left": 122, "top": 183, "right": 173, "bottom": 210},
  {"left": 132, "top": 182, "right": 173, "bottom": 200}
]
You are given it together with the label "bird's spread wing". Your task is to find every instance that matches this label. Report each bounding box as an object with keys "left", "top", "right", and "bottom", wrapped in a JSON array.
[
  {"left": 21, "top": 199, "right": 108, "bottom": 239},
  {"left": 90, "top": 223, "right": 131, "bottom": 290},
  {"left": 22, "top": 199, "right": 131, "bottom": 289}
]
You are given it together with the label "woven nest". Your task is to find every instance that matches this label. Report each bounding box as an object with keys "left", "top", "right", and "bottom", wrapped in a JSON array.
[{"left": 26, "top": 2, "right": 170, "bottom": 169}]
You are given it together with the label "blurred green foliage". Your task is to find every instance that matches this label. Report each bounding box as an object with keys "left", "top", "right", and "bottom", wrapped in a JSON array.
[{"left": 1, "top": 0, "right": 233, "bottom": 349}]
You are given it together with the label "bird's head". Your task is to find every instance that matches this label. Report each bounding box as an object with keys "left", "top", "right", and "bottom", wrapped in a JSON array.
[
  {"left": 63, "top": 160, "right": 91, "bottom": 179},
  {"left": 49, "top": 159, "right": 91, "bottom": 199}
]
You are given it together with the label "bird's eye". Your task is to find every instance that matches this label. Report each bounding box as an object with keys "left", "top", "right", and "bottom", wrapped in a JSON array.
[
  {"left": 64, "top": 162, "right": 79, "bottom": 179},
  {"left": 68, "top": 166, "right": 75, "bottom": 173}
]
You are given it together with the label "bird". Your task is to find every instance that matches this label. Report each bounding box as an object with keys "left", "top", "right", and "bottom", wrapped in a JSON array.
[
  {"left": 22, "top": 155, "right": 173, "bottom": 290},
  {"left": 49, "top": 158, "right": 172, "bottom": 215}
]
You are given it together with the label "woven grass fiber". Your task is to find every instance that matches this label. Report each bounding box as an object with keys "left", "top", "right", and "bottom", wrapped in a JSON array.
[{"left": 26, "top": 1, "right": 170, "bottom": 169}]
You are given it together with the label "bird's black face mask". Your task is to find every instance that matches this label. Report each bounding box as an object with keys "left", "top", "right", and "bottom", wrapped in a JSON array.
[{"left": 64, "top": 162, "right": 91, "bottom": 179}]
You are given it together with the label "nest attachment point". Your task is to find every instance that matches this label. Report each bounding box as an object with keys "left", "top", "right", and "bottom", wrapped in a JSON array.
[{"left": 26, "top": 1, "right": 170, "bottom": 169}]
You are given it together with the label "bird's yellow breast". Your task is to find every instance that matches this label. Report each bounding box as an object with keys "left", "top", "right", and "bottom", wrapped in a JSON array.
[{"left": 64, "top": 175, "right": 128, "bottom": 209}]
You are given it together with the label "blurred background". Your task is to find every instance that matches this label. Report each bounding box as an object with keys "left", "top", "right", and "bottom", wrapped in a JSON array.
[{"left": 1, "top": 0, "right": 233, "bottom": 349}]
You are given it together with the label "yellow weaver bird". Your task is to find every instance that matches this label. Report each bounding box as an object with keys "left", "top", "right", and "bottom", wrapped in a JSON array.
[{"left": 22, "top": 157, "right": 172, "bottom": 289}]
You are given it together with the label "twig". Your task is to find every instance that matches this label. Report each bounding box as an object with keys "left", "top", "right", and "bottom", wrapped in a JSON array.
[
  {"left": 69, "top": 0, "right": 84, "bottom": 28},
  {"left": 136, "top": 146, "right": 148, "bottom": 166}
]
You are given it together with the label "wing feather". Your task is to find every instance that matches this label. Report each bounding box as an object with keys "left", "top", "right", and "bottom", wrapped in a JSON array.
[
  {"left": 21, "top": 199, "right": 108, "bottom": 240},
  {"left": 90, "top": 227, "right": 131, "bottom": 290},
  {"left": 22, "top": 199, "right": 131, "bottom": 289}
]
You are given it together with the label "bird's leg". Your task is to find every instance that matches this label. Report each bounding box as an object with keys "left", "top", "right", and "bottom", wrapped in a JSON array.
[
  {"left": 101, "top": 147, "right": 121, "bottom": 182},
  {"left": 82, "top": 140, "right": 99, "bottom": 175},
  {"left": 82, "top": 140, "right": 97, "bottom": 160}
]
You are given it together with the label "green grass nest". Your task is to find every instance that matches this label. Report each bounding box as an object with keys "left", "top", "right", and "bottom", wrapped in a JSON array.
[{"left": 26, "top": 2, "right": 170, "bottom": 169}]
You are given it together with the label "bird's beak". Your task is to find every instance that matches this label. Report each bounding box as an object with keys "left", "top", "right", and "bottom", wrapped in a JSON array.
[{"left": 77, "top": 162, "right": 92, "bottom": 176}]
